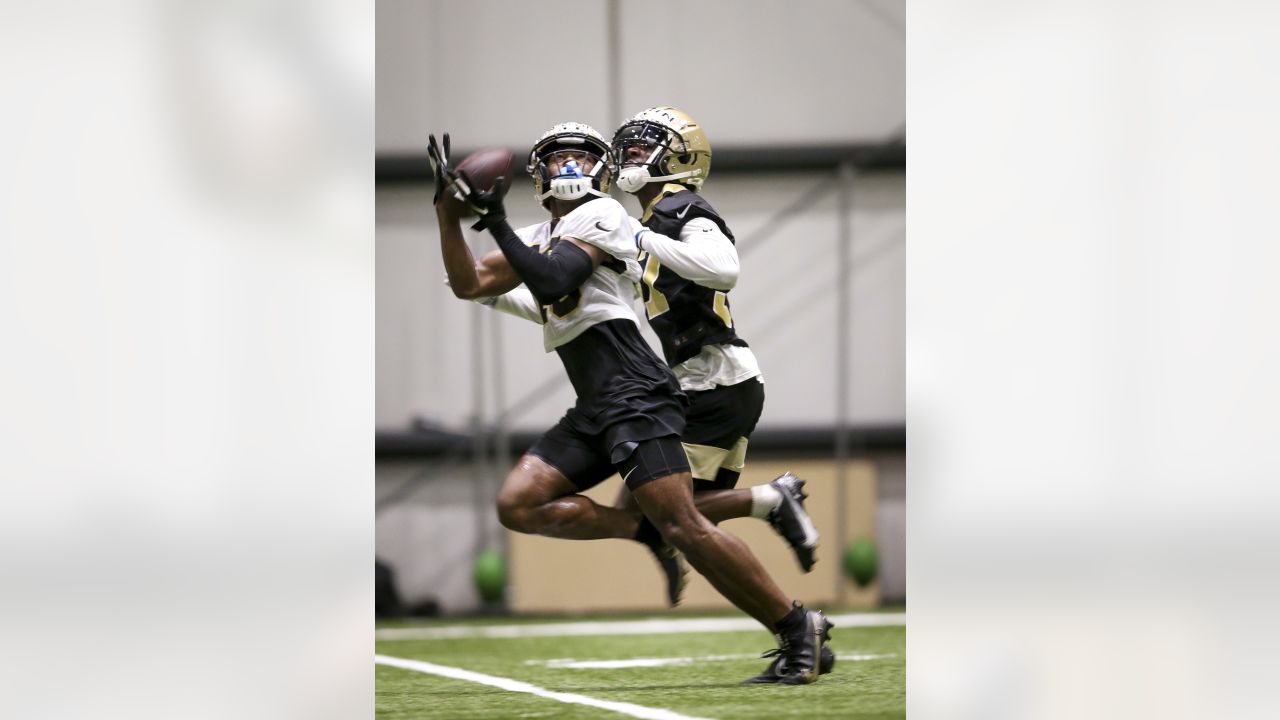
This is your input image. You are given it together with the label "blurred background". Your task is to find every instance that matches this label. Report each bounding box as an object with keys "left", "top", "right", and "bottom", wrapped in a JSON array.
[{"left": 374, "top": 0, "right": 905, "bottom": 616}]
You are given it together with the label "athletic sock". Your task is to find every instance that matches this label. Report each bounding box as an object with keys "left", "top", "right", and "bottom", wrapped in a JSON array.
[
  {"left": 773, "top": 602, "right": 806, "bottom": 633},
  {"left": 634, "top": 516, "right": 662, "bottom": 547},
  {"left": 750, "top": 484, "right": 783, "bottom": 519}
]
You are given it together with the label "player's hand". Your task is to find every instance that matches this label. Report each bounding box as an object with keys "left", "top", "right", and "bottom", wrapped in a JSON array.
[
  {"left": 451, "top": 169, "right": 509, "bottom": 231},
  {"left": 427, "top": 133, "right": 453, "bottom": 205}
]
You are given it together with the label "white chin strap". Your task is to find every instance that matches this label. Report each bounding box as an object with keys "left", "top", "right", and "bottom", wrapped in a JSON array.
[
  {"left": 543, "top": 177, "right": 608, "bottom": 201},
  {"left": 616, "top": 165, "right": 702, "bottom": 194}
]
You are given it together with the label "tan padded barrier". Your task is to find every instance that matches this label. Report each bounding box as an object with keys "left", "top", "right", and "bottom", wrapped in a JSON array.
[{"left": 508, "top": 458, "right": 879, "bottom": 613}]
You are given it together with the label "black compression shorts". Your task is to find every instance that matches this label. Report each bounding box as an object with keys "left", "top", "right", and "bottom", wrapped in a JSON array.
[
  {"left": 614, "top": 435, "right": 690, "bottom": 490},
  {"left": 528, "top": 421, "right": 691, "bottom": 493}
]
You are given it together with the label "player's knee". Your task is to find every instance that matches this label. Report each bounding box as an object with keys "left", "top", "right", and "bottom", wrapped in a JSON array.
[
  {"left": 495, "top": 499, "right": 523, "bottom": 533},
  {"left": 495, "top": 489, "right": 535, "bottom": 533},
  {"left": 654, "top": 515, "right": 712, "bottom": 552}
]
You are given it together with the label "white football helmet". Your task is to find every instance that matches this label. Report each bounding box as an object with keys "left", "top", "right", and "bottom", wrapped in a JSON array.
[
  {"left": 526, "top": 122, "right": 614, "bottom": 206},
  {"left": 611, "top": 107, "right": 711, "bottom": 193}
]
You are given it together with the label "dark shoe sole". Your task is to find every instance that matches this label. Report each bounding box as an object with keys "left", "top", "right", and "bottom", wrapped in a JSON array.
[
  {"left": 743, "top": 614, "right": 835, "bottom": 685},
  {"left": 740, "top": 645, "right": 835, "bottom": 684}
]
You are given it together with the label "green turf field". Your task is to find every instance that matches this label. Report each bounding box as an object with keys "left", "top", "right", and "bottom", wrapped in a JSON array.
[{"left": 376, "top": 612, "right": 904, "bottom": 719}]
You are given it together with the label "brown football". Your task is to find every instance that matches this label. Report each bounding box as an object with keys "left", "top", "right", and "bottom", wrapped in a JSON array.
[{"left": 444, "top": 147, "right": 514, "bottom": 217}]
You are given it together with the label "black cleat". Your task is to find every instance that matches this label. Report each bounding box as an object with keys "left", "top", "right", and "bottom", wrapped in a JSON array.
[
  {"left": 740, "top": 645, "right": 835, "bottom": 684},
  {"left": 743, "top": 604, "right": 834, "bottom": 685},
  {"left": 642, "top": 540, "right": 688, "bottom": 607},
  {"left": 766, "top": 472, "right": 820, "bottom": 572}
]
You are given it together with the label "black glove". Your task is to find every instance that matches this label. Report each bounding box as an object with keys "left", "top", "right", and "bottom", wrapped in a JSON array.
[
  {"left": 426, "top": 133, "right": 452, "bottom": 205},
  {"left": 451, "top": 169, "right": 509, "bottom": 231}
]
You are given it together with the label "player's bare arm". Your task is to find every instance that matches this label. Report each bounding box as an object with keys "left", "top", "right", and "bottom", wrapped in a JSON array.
[
  {"left": 427, "top": 132, "right": 523, "bottom": 299},
  {"left": 436, "top": 212, "right": 523, "bottom": 299}
]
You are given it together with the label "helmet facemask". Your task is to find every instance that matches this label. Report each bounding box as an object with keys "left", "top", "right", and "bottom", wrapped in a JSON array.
[
  {"left": 526, "top": 123, "right": 614, "bottom": 207},
  {"left": 611, "top": 121, "right": 673, "bottom": 193},
  {"left": 611, "top": 108, "right": 711, "bottom": 193}
]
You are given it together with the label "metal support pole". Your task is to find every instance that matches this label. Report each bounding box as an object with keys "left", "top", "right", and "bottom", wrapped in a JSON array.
[
  {"left": 607, "top": 0, "right": 622, "bottom": 125},
  {"left": 835, "top": 162, "right": 854, "bottom": 605},
  {"left": 469, "top": 304, "right": 488, "bottom": 560},
  {"left": 490, "top": 310, "right": 510, "bottom": 561}
]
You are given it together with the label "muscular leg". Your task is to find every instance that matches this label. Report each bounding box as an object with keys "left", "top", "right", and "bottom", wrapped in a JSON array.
[
  {"left": 689, "top": 488, "right": 753, "bottom": 523},
  {"left": 614, "top": 470, "right": 753, "bottom": 524},
  {"left": 496, "top": 454, "right": 640, "bottom": 540},
  {"left": 632, "top": 471, "right": 791, "bottom": 628},
  {"left": 614, "top": 456, "right": 752, "bottom": 525}
]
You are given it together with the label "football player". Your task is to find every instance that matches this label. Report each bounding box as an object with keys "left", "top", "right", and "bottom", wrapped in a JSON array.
[
  {"left": 429, "top": 122, "right": 832, "bottom": 685},
  {"left": 467, "top": 119, "right": 821, "bottom": 608},
  {"left": 611, "top": 106, "right": 829, "bottom": 683}
]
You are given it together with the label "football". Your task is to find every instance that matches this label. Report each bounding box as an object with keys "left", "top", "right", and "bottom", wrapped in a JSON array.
[{"left": 444, "top": 147, "right": 514, "bottom": 216}]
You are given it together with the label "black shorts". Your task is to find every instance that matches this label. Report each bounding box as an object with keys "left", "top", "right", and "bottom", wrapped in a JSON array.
[
  {"left": 684, "top": 376, "right": 765, "bottom": 447},
  {"left": 528, "top": 410, "right": 690, "bottom": 492},
  {"left": 681, "top": 377, "right": 765, "bottom": 487}
]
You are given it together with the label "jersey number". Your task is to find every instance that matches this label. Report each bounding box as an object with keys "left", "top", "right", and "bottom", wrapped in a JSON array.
[
  {"left": 539, "top": 289, "right": 582, "bottom": 321},
  {"left": 713, "top": 290, "right": 733, "bottom": 327},
  {"left": 637, "top": 251, "right": 669, "bottom": 318},
  {"left": 637, "top": 251, "right": 733, "bottom": 328}
]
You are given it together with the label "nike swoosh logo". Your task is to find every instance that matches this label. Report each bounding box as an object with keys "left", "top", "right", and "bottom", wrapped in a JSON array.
[
  {"left": 676, "top": 206, "right": 691, "bottom": 219},
  {"left": 595, "top": 221, "right": 613, "bottom": 232}
]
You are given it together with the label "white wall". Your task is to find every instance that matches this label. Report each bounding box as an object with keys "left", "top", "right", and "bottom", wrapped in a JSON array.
[
  {"left": 376, "top": 0, "right": 905, "bottom": 152},
  {"left": 376, "top": 170, "right": 904, "bottom": 432}
]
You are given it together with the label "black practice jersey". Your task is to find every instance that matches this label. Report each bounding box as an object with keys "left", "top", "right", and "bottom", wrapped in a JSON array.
[
  {"left": 637, "top": 188, "right": 749, "bottom": 366},
  {"left": 553, "top": 318, "right": 686, "bottom": 439}
]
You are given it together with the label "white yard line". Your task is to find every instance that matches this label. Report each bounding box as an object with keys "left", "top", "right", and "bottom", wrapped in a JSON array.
[
  {"left": 527, "top": 652, "right": 898, "bottom": 669},
  {"left": 375, "top": 654, "right": 713, "bottom": 720},
  {"left": 376, "top": 612, "right": 904, "bottom": 641}
]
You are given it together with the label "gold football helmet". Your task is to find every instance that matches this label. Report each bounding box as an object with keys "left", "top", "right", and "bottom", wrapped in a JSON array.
[{"left": 611, "top": 107, "right": 712, "bottom": 193}]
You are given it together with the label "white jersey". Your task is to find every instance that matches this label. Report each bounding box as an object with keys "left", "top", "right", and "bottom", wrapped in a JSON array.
[
  {"left": 674, "top": 342, "right": 762, "bottom": 391},
  {"left": 513, "top": 197, "right": 643, "bottom": 352}
]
